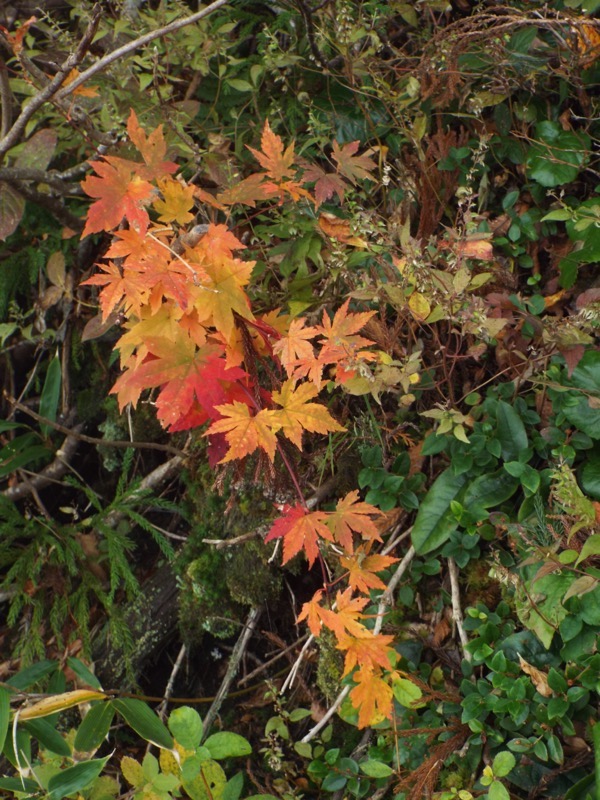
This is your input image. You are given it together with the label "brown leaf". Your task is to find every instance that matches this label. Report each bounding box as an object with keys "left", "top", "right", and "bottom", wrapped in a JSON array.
[{"left": 518, "top": 654, "right": 552, "bottom": 698}]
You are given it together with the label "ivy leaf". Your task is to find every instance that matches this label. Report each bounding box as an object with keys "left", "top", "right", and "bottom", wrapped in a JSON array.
[
  {"left": 265, "top": 505, "right": 333, "bottom": 566},
  {"left": 205, "top": 402, "right": 281, "bottom": 462},
  {"left": 271, "top": 379, "right": 345, "bottom": 449},
  {"left": 331, "top": 140, "right": 377, "bottom": 185}
]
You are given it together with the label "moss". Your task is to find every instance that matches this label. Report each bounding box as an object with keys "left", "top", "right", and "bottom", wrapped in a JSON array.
[
  {"left": 226, "top": 539, "right": 282, "bottom": 606},
  {"left": 316, "top": 628, "right": 344, "bottom": 703}
]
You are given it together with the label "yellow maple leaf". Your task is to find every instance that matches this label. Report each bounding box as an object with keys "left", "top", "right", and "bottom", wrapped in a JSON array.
[
  {"left": 153, "top": 178, "right": 196, "bottom": 225},
  {"left": 271, "top": 379, "right": 345, "bottom": 449},
  {"left": 205, "top": 402, "right": 281, "bottom": 462}
]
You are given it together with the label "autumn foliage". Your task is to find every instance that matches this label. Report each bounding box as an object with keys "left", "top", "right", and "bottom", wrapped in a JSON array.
[{"left": 81, "top": 111, "right": 409, "bottom": 727}]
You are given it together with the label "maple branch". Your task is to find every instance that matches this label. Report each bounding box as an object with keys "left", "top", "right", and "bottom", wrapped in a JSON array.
[
  {"left": 0, "top": 5, "right": 102, "bottom": 163},
  {"left": 448, "top": 557, "right": 471, "bottom": 662},
  {"left": 55, "top": 0, "right": 231, "bottom": 101}
]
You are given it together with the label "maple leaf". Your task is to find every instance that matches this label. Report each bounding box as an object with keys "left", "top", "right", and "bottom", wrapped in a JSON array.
[
  {"left": 271, "top": 379, "right": 345, "bottom": 449},
  {"left": 265, "top": 505, "right": 333, "bottom": 567},
  {"left": 205, "top": 401, "right": 281, "bottom": 462},
  {"left": 81, "top": 261, "right": 149, "bottom": 320},
  {"left": 105, "top": 226, "right": 167, "bottom": 264},
  {"left": 192, "top": 256, "right": 255, "bottom": 341},
  {"left": 314, "top": 299, "right": 377, "bottom": 386},
  {"left": 317, "top": 213, "right": 368, "bottom": 248},
  {"left": 272, "top": 318, "right": 318, "bottom": 377},
  {"left": 297, "top": 587, "right": 369, "bottom": 637},
  {"left": 153, "top": 178, "right": 196, "bottom": 225},
  {"left": 216, "top": 173, "right": 276, "bottom": 207},
  {"left": 301, "top": 161, "right": 347, "bottom": 207},
  {"left": 340, "top": 548, "right": 399, "bottom": 593},
  {"left": 331, "top": 140, "right": 377, "bottom": 185},
  {"left": 247, "top": 120, "right": 296, "bottom": 183},
  {"left": 349, "top": 666, "right": 394, "bottom": 729},
  {"left": 337, "top": 630, "right": 396, "bottom": 676},
  {"left": 126, "top": 109, "right": 177, "bottom": 181},
  {"left": 326, "top": 491, "right": 383, "bottom": 552},
  {"left": 81, "top": 158, "right": 154, "bottom": 237}
]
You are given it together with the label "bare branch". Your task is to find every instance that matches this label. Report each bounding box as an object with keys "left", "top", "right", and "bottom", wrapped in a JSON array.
[{"left": 56, "top": 0, "right": 231, "bottom": 101}]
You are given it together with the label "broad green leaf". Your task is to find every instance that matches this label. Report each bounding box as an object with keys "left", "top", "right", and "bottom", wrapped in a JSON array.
[
  {"left": 581, "top": 452, "right": 600, "bottom": 499},
  {"left": 168, "top": 706, "right": 203, "bottom": 750},
  {"left": 120, "top": 756, "right": 145, "bottom": 787},
  {"left": 47, "top": 755, "right": 111, "bottom": 800},
  {"left": 0, "top": 687, "right": 9, "bottom": 753},
  {"left": 112, "top": 698, "right": 173, "bottom": 750},
  {"left": 392, "top": 677, "right": 424, "bottom": 708},
  {"left": 576, "top": 535, "right": 600, "bottom": 565},
  {"left": 204, "top": 731, "right": 252, "bottom": 760},
  {"left": 492, "top": 751, "right": 515, "bottom": 777},
  {"left": 67, "top": 657, "right": 103, "bottom": 690},
  {"left": 0, "top": 777, "right": 39, "bottom": 793},
  {"left": 359, "top": 759, "right": 394, "bottom": 778},
  {"left": 488, "top": 780, "right": 511, "bottom": 800},
  {"left": 411, "top": 469, "right": 467, "bottom": 554},
  {"left": 221, "top": 772, "right": 244, "bottom": 800},
  {"left": 23, "top": 718, "right": 71, "bottom": 757},
  {"left": 39, "top": 353, "right": 62, "bottom": 437},
  {"left": 6, "top": 660, "right": 57, "bottom": 689},
  {"left": 496, "top": 401, "right": 528, "bottom": 461},
  {"left": 462, "top": 469, "right": 519, "bottom": 508},
  {"left": 74, "top": 702, "right": 115, "bottom": 754}
]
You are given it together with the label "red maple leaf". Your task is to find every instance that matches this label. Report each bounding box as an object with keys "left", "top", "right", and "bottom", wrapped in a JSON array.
[
  {"left": 126, "top": 109, "right": 177, "bottom": 182},
  {"left": 265, "top": 504, "right": 333, "bottom": 566},
  {"left": 301, "top": 161, "right": 347, "bottom": 207}
]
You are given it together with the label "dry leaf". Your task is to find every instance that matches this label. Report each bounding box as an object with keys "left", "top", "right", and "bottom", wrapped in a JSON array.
[{"left": 518, "top": 654, "right": 552, "bottom": 698}]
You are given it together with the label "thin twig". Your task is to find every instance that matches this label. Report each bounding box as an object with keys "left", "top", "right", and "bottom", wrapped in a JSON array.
[
  {"left": 0, "top": 54, "right": 12, "bottom": 139},
  {"left": 4, "top": 395, "right": 187, "bottom": 456},
  {"left": 56, "top": 0, "right": 231, "bottom": 101},
  {"left": 300, "top": 686, "right": 350, "bottom": 743},
  {"left": 201, "top": 606, "right": 262, "bottom": 739},
  {"left": 158, "top": 644, "right": 187, "bottom": 720},
  {"left": 280, "top": 633, "right": 316, "bottom": 694},
  {"left": 0, "top": 5, "right": 102, "bottom": 162},
  {"left": 448, "top": 557, "right": 471, "bottom": 662},
  {"left": 238, "top": 633, "right": 309, "bottom": 686}
]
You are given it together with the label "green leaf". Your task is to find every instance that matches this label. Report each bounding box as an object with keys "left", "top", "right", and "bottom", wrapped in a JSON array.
[
  {"left": 120, "top": 756, "right": 145, "bottom": 787},
  {"left": 74, "top": 702, "right": 115, "bottom": 754},
  {"left": 581, "top": 452, "right": 600, "bottom": 499},
  {"left": 204, "top": 732, "right": 252, "bottom": 760},
  {"left": 496, "top": 401, "right": 528, "bottom": 461},
  {"left": 222, "top": 772, "right": 244, "bottom": 800},
  {"left": 0, "top": 777, "right": 40, "bottom": 793},
  {"left": 392, "top": 677, "right": 424, "bottom": 708},
  {"left": 411, "top": 469, "right": 467, "bottom": 554},
  {"left": 39, "top": 353, "right": 62, "bottom": 438},
  {"left": 6, "top": 660, "right": 57, "bottom": 690},
  {"left": 67, "top": 657, "right": 103, "bottom": 690},
  {"left": 488, "top": 780, "right": 511, "bottom": 800},
  {"left": 182, "top": 759, "right": 226, "bottom": 800},
  {"left": 576, "top": 534, "right": 600, "bottom": 565},
  {"left": 526, "top": 126, "right": 590, "bottom": 187},
  {"left": 359, "top": 759, "right": 394, "bottom": 778},
  {"left": 168, "top": 706, "right": 203, "bottom": 750},
  {"left": 492, "top": 751, "right": 515, "bottom": 778},
  {"left": 23, "top": 718, "right": 71, "bottom": 757},
  {"left": 112, "top": 698, "right": 173, "bottom": 750},
  {"left": 47, "top": 755, "right": 111, "bottom": 800},
  {"left": 462, "top": 469, "right": 519, "bottom": 508},
  {"left": 542, "top": 208, "right": 573, "bottom": 222},
  {"left": 0, "top": 687, "right": 9, "bottom": 754}
]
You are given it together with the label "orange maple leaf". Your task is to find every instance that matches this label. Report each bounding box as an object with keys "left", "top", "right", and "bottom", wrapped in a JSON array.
[
  {"left": 81, "top": 159, "right": 154, "bottom": 237},
  {"left": 80, "top": 261, "right": 149, "bottom": 320},
  {"left": 265, "top": 505, "right": 333, "bottom": 566},
  {"left": 247, "top": 120, "right": 296, "bottom": 183},
  {"left": 272, "top": 317, "right": 318, "bottom": 377},
  {"left": 271, "top": 379, "right": 345, "bottom": 449},
  {"left": 340, "top": 547, "right": 399, "bottom": 593},
  {"left": 337, "top": 630, "right": 396, "bottom": 676},
  {"left": 297, "top": 587, "right": 369, "bottom": 638},
  {"left": 332, "top": 140, "right": 377, "bottom": 185},
  {"left": 325, "top": 491, "right": 383, "bottom": 553},
  {"left": 349, "top": 666, "right": 395, "bottom": 729},
  {"left": 126, "top": 110, "right": 177, "bottom": 182},
  {"left": 205, "top": 402, "right": 281, "bottom": 462}
]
